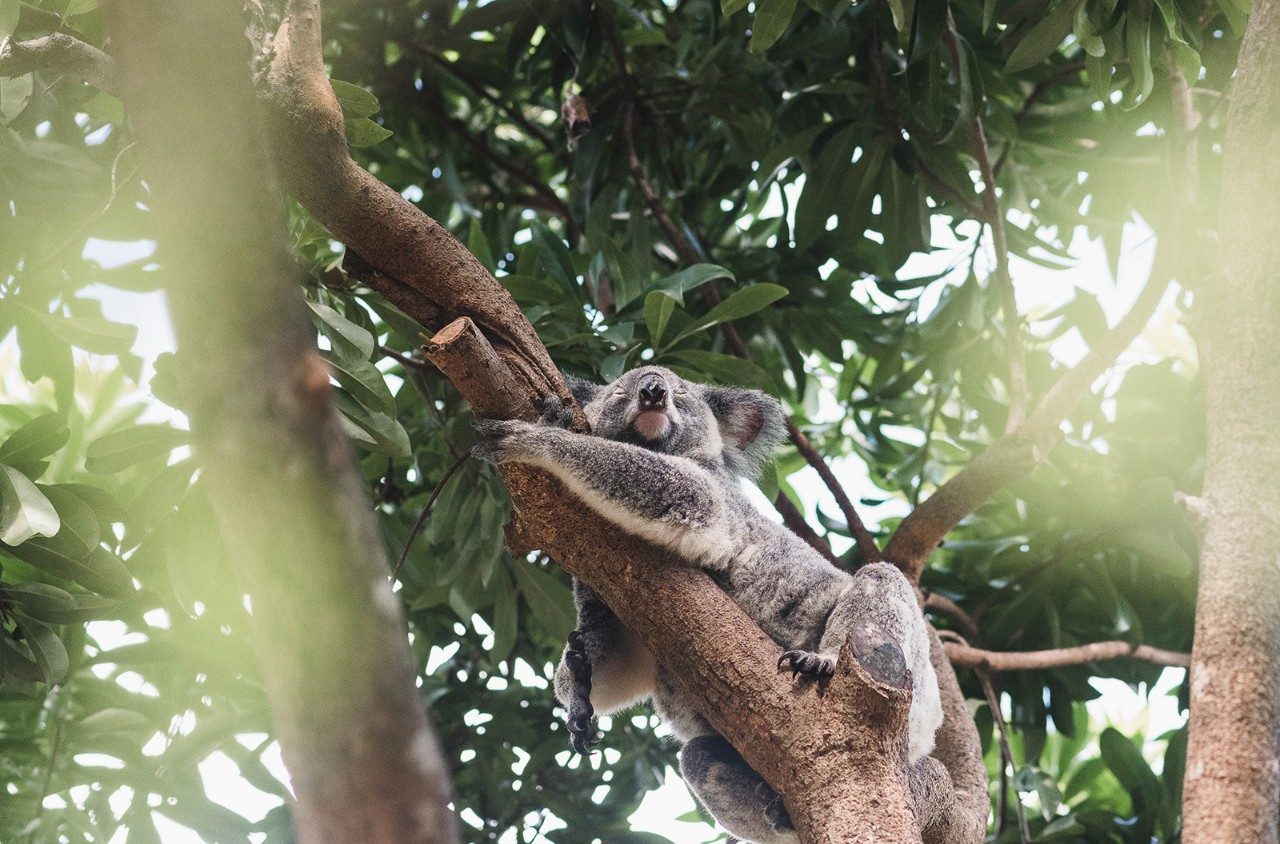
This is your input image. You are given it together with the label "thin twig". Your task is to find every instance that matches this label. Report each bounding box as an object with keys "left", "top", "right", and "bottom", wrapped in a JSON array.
[
  {"left": 974, "top": 666, "right": 1030, "bottom": 843},
  {"left": 922, "top": 590, "right": 979, "bottom": 640},
  {"left": 392, "top": 451, "right": 472, "bottom": 581},
  {"left": 379, "top": 344, "right": 432, "bottom": 371},
  {"left": 944, "top": 12, "right": 1026, "bottom": 432}
]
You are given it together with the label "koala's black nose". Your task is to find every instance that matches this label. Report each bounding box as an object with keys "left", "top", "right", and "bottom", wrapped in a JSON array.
[{"left": 638, "top": 377, "right": 667, "bottom": 406}]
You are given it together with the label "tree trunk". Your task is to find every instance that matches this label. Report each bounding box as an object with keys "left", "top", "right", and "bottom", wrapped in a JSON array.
[
  {"left": 1183, "top": 0, "right": 1280, "bottom": 838},
  {"left": 100, "top": 2, "right": 459, "bottom": 841}
]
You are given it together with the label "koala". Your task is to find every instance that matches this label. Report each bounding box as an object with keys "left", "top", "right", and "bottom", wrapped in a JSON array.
[{"left": 473, "top": 366, "right": 942, "bottom": 844}]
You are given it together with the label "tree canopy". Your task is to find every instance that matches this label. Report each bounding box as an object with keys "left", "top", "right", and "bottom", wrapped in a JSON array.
[{"left": 0, "top": 0, "right": 1262, "bottom": 840}]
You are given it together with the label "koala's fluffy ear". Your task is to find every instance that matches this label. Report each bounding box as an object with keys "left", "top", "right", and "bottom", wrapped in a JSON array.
[
  {"left": 703, "top": 386, "right": 786, "bottom": 479},
  {"left": 563, "top": 373, "right": 603, "bottom": 407}
]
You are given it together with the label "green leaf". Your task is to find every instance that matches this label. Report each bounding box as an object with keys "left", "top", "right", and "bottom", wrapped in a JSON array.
[
  {"left": 0, "top": 1, "right": 19, "bottom": 41},
  {"left": 749, "top": 0, "right": 799, "bottom": 53},
  {"left": 1004, "top": 0, "right": 1084, "bottom": 72},
  {"left": 14, "top": 615, "right": 68, "bottom": 684},
  {"left": 666, "top": 350, "right": 772, "bottom": 390},
  {"left": 0, "top": 465, "right": 60, "bottom": 545},
  {"left": 29, "top": 308, "right": 137, "bottom": 356},
  {"left": 722, "top": 0, "right": 750, "bottom": 15},
  {"left": 0, "top": 413, "right": 69, "bottom": 475},
  {"left": 0, "top": 583, "right": 77, "bottom": 618},
  {"left": 531, "top": 221, "right": 580, "bottom": 300},
  {"left": 643, "top": 291, "right": 679, "bottom": 349},
  {"left": 64, "top": 0, "right": 101, "bottom": 15},
  {"left": 513, "top": 561, "right": 574, "bottom": 640},
  {"left": 886, "top": 0, "right": 910, "bottom": 34},
  {"left": 5, "top": 541, "right": 136, "bottom": 598},
  {"left": 1099, "top": 727, "right": 1162, "bottom": 811},
  {"left": 0, "top": 73, "right": 33, "bottom": 124},
  {"left": 309, "top": 300, "right": 376, "bottom": 361},
  {"left": 86, "top": 425, "right": 187, "bottom": 474},
  {"left": 345, "top": 118, "right": 393, "bottom": 148},
  {"left": 468, "top": 219, "right": 496, "bottom": 273},
  {"left": 324, "top": 351, "right": 396, "bottom": 416},
  {"left": 38, "top": 484, "right": 100, "bottom": 556},
  {"left": 490, "top": 576, "right": 518, "bottom": 664},
  {"left": 330, "top": 79, "right": 380, "bottom": 119},
  {"left": 646, "top": 264, "right": 735, "bottom": 305},
  {"left": 335, "top": 396, "right": 411, "bottom": 458},
  {"left": 668, "top": 283, "right": 788, "bottom": 346}
]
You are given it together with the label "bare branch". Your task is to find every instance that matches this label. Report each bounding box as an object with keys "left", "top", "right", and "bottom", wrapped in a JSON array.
[
  {"left": 0, "top": 33, "right": 117, "bottom": 93},
  {"left": 922, "top": 591, "right": 979, "bottom": 640},
  {"left": 973, "top": 667, "right": 1030, "bottom": 843},
  {"left": 945, "top": 640, "right": 1190, "bottom": 671},
  {"left": 773, "top": 490, "right": 840, "bottom": 564},
  {"left": 886, "top": 270, "right": 1170, "bottom": 581}
]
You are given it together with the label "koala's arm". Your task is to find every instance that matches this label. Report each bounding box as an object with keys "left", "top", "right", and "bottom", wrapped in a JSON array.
[{"left": 474, "top": 420, "right": 735, "bottom": 565}]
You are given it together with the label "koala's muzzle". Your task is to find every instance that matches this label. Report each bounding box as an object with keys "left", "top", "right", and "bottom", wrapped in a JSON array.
[
  {"left": 638, "top": 375, "right": 667, "bottom": 408},
  {"left": 632, "top": 373, "right": 673, "bottom": 440}
]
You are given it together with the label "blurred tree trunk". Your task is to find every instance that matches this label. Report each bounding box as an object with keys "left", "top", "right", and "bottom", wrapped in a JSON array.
[
  {"left": 100, "top": 1, "right": 458, "bottom": 841},
  {"left": 1183, "top": 0, "right": 1280, "bottom": 838}
]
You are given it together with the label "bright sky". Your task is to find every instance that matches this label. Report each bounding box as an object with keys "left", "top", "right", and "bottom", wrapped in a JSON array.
[{"left": 57, "top": 181, "right": 1191, "bottom": 842}]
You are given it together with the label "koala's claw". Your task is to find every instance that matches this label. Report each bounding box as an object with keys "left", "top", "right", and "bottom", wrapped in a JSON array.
[{"left": 777, "top": 650, "right": 835, "bottom": 680}]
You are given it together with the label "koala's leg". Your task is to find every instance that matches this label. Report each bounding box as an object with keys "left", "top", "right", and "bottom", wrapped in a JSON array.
[
  {"left": 553, "top": 580, "right": 655, "bottom": 753},
  {"left": 654, "top": 671, "right": 798, "bottom": 844},
  {"left": 680, "top": 737, "right": 798, "bottom": 844},
  {"left": 780, "top": 562, "right": 943, "bottom": 761},
  {"left": 474, "top": 421, "right": 734, "bottom": 564}
]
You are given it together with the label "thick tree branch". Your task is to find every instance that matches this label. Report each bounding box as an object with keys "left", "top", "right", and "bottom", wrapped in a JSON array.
[
  {"left": 100, "top": 1, "right": 457, "bottom": 840},
  {"left": 945, "top": 640, "right": 1190, "bottom": 670},
  {"left": 0, "top": 33, "right": 117, "bottom": 92},
  {"left": 886, "top": 268, "right": 1170, "bottom": 581}
]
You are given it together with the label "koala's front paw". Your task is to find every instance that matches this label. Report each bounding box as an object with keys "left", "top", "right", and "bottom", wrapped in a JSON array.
[
  {"left": 777, "top": 650, "right": 836, "bottom": 680},
  {"left": 540, "top": 394, "right": 576, "bottom": 429},
  {"left": 470, "top": 419, "right": 529, "bottom": 465}
]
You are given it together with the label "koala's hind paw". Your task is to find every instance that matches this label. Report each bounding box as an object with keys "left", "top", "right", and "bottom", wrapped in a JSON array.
[
  {"left": 777, "top": 650, "right": 835, "bottom": 680},
  {"left": 540, "top": 394, "right": 576, "bottom": 429},
  {"left": 565, "top": 631, "right": 599, "bottom": 755}
]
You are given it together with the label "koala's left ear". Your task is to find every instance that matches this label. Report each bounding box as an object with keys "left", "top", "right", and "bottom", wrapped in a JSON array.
[{"left": 703, "top": 386, "right": 786, "bottom": 479}]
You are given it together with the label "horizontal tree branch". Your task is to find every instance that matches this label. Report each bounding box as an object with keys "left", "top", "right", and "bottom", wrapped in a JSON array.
[
  {"left": 0, "top": 33, "right": 117, "bottom": 92},
  {"left": 886, "top": 271, "right": 1171, "bottom": 581},
  {"left": 945, "top": 640, "right": 1190, "bottom": 671}
]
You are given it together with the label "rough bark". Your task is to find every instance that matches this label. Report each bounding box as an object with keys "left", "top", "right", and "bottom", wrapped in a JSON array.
[
  {"left": 1182, "top": 0, "right": 1280, "bottom": 837},
  {"left": 99, "top": 2, "right": 458, "bottom": 841}
]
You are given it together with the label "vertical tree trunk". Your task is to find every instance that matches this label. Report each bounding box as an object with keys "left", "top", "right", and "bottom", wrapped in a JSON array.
[
  {"left": 100, "top": 2, "right": 459, "bottom": 841},
  {"left": 1183, "top": 0, "right": 1280, "bottom": 838}
]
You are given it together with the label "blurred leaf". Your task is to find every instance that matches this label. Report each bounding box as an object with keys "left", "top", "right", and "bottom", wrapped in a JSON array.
[
  {"left": 0, "top": 413, "right": 69, "bottom": 476},
  {"left": 0, "top": 465, "right": 60, "bottom": 545},
  {"left": 85, "top": 424, "right": 187, "bottom": 474}
]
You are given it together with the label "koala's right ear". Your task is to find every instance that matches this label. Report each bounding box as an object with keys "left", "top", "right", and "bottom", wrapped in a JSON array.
[{"left": 563, "top": 373, "right": 603, "bottom": 406}]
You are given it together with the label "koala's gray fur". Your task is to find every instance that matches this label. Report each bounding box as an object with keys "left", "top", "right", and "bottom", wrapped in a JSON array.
[{"left": 474, "top": 366, "right": 942, "bottom": 844}]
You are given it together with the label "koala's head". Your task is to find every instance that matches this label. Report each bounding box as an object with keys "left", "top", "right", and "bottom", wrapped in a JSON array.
[{"left": 566, "top": 366, "right": 785, "bottom": 479}]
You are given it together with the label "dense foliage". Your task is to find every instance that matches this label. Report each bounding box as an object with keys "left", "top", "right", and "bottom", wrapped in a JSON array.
[{"left": 0, "top": 0, "right": 1239, "bottom": 839}]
